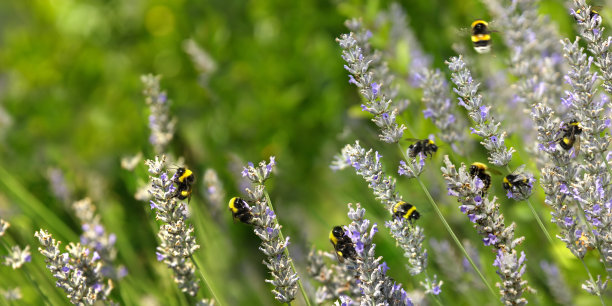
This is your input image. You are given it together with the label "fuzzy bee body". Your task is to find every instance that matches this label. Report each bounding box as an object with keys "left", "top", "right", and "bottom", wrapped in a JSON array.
[
  {"left": 392, "top": 201, "right": 420, "bottom": 222},
  {"left": 471, "top": 20, "right": 491, "bottom": 54},
  {"left": 469, "top": 162, "right": 492, "bottom": 195},
  {"left": 174, "top": 167, "right": 195, "bottom": 202},
  {"left": 229, "top": 197, "right": 254, "bottom": 225},
  {"left": 557, "top": 119, "right": 582, "bottom": 152},
  {"left": 503, "top": 174, "right": 530, "bottom": 192},
  {"left": 574, "top": 8, "right": 602, "bottom": 23},
  {"left": 329, "top": 226, "right": 357, "bottom": 263},
  {"left": 407, "top": 138, "right": 438, "bottom": 158}
]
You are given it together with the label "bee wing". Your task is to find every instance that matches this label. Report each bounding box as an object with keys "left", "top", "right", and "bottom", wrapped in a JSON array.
[
  {"left": 513, "top": 164, "right": 526, "bottom": 174},
  {"left": 574, "top": 134, "right": 581, "bottom": 155},
  {"left": 404, "top": 138, "right": 422, "bottom": 142}
]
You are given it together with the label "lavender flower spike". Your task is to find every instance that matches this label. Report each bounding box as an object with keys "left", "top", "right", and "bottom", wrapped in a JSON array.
[
  {"left": 146, "top": 155, "right": 200, "bottom": 296},
  {"left": 142, "top": 74, "right": 176, "bottom": 154},
  {"left": 337, "top": 22, "right": 406, "bottom": 143},
  {"left": 35, "top": 229, "right": 114, "bottom": 304},
  {"left": 2, "top": 245, "right": 31, "bottom": 269},
  {"left": 345, "top": 203, "right": 413, "bottom": 305},
  {"left": 332, "top": 141, "right": 428, "bottom": 275},
  {"left": 307, "top": 249, "right": 360, "bottom": 304},
  {"left": 240, "top": 158, "right": 299, "bottom": 303},
  {"left": 442, "top": 156, "right": 530, "bottom": 304},
  {"left": 446, "top": 56, "right": 515, "bottom": 166}
]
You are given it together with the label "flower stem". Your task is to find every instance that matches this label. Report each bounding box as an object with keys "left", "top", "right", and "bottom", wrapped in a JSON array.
[
  {"left": 21, "top": 265, "right": 52, "bottom": 306},
  {"left": 190, "top": 255, "right": 224, "bottom": 306},
  {"left": 580, "top": 258, "right": 606, "bottom": 306},
  {"left": 423, "top": 270, "right": 444, "bottom": 306},
  {"left": 263, "top": 190, "right": 312, "bottom": 306}
]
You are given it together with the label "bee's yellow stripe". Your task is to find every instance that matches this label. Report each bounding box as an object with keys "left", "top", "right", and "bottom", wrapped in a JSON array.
[
  {"left": 229, "top": 197, "right": 239, "bottom": 213},
  {"left": 563, "top": 137, "right": 571, "bottom": 145},
  {"left": 471, "top": 20, "right": 488, "bottom": 28},
  {"left": 503, "top": 177, "right": 511, "bottom": 186},
  {"left": 179, "top": 169, "right": 193, "bottom": 183},
  {"left": 404, "top": 206, "right": 417, "bottom": 219},
  {"left": 329, "top": 231, "right": 338, "bottom": 245},
  {"left": 181, "top": 190, "right": 191, "bottom": 196},
  {"left": 471, "top": 34, "right": 491, "bottom": 42}
]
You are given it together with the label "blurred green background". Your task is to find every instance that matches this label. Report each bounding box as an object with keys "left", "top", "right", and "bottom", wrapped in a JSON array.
[{"left": 0, "top": 0, "right": 609, "bottom": 305}]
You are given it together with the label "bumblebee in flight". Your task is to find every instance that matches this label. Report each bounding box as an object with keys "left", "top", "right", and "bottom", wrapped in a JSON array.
[
  {"left": 329, "top": 226, "right": 357, "bottom": 263},
  {"left": 392, "top": 201, "right": 420, "bottom": 223},
  {"left": 406, "top": 138, "right": 438, "bottom": 158},
  {"left": 469, "top": 162, "right": 500, "bottom": 195},
  {"left": 228, "top": 197, "right": 254, "bottom": 225},
  {"left": 556, "top": 119, "right": 582, "bottom": 153},
  {"left": 174, "top": 167, "right": 195, "bottom": 202},
  {"left": 471, "top": 20, "right": 491, "bottom": 54}
]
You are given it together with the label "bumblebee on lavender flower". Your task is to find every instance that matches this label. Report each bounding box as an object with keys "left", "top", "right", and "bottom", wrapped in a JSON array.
[
  {"left": 406, "top": 138, "right": 438, "bottom": 158},
  {"left": 329, "top": 226, "right": 357, "bottom": 263},
  {"left": 469, "top": 162, "right": 500, "bottom": 195},
  {"left": 173, "top": 167, "right": 195, "bottom": 202},
  {"left": 392, "top": 201, "right": 420, "bottom": 223},
  {"left": 574, "top": 7, "right": 602, "bottom": 24},
  {"left": 556, "top": 119, "right": 582, "bottom": 153},
  {"left": 503, "top": 165, "right": 534, "bottom": 200},
  {"left": 229, "top": 197, "right": 254, "bottom": 225},
  {"left": 471, "top": 20, "right": 492, "bottom": 54}
]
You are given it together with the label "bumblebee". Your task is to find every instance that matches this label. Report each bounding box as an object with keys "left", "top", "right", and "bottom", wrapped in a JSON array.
[
  {"left": 174, "top": 167, "right": 195, "bottom": 202},
  {"left": 471, "top": 20, "right": 491, "bottom": 54},
  {"left": 469, "top": 162, "right": 500, "bottom": 195},
  {"left": 228, "top": 197, "right": 254, "bottom": 224},
  {"left": 406, "top": 138, "right": 438, "bottom": 158},
  {"left": 329, "top": 226, "right": 357, "bottom": 263},
  {"left": 556, "top": 119, "right": 582, "bottom": 153},
  {"left": 392, "top": 201, "right": 420, "bottom": 223},
  {"left": 502, "top": 165, "right": 531, "bottom": 194},
  {"left": 574, "top": 7, "right": 602, "bottom": 23}
]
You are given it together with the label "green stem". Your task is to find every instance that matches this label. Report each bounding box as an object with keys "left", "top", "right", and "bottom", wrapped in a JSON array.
[
  {"left": 190, "top": 255, "right": 224, "bottom": 306},
  {"left": 504, "top": 166, "right": 554, "bottom": 244},
  {"left": 414, "top": 176, "right": 498, "bottom": 299},
  {"left": 580, "top": 258, "right": 606, "bottom": 306},
  {"left": 397, "top": 144, "right": 497, "bottom": 299},
  {"left": 22, "top": 265, "right": 52, "bottom": 306},
  {"left": 263, "top": 190, "right": 312, "bottom": 306}
]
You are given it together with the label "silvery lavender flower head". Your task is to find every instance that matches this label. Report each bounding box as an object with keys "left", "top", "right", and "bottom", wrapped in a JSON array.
[
  {"left": 146, "top": 155, "right": 200, "bottom": 296},
  {"left": 429, "top": 239, "right": 482, "bottom": 294},
  {"left": 142, "top": 74, "right": 176, "bottom": 155},
  {"left": 540, "top": 261, "right": 573, "bottom": 305},
  {"left": 441, "top": 156, "right": 530, "bottom": 304},
  {"left": 447, "top": 56, "right": 516, "bottom": 166},
  {"left": 73, "top": 198, "right": 125, "bottom": 279},
  {"left": 417, "top": 68, "right": 466, "bottom": 150},
  {"left": 337, "top": 22, "right": 406, "bottom": 143},
  {"left": 572, "top": 0, "right": 612, "bottom": 94},
  {"left": 238, "top": 158, "right": 299, "bottom": 303},
  {"left": 183, "top": 38, "right": 217, "bottom": 87},
  {"left": 203, "top": 168, "right": 225, "bottom": 213},
  {"left": 1, "top": 287, "right": 21, "bottom": 301},
  {"left": 0, "top": 219, "right": 8, "bottom": 237},
  {"left": 493, "top": 250, "right": 528, "bottom": 305},
  {"left": 47, "top": 167, "right": 72, "bottom": 205},
  {"left": 307, "top": 249, "right": 360, "bottom": 304},
  {"left": 344, "top": 203, "right": 413, "bottom": 305},
  {"left": 331, "top": 141, "right": 428, "bottom": 275},
  {"left": 2, "top": 245, "right": 31, "bottom": 269},
  {"left": 35, "top": 229, "right": 114, "bottom": 304}
]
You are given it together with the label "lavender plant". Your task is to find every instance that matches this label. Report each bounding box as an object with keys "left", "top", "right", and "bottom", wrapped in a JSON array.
[
  {"left": 306, "top": 249, "right": 360, "bottom": 304},
  {"left": 344, "top": 203, "right": 416, "bottom": 305},
  {"left": 35, "top": 229, "right": 114, "bottom": 304},
  {"left": 442, "top": 156, "right": 530, "bottom": 304},
  {"left": 237, "top": 157, "right": 305, "bottom": 304},
  {"left": 446, "top": 55, "right": 515, "bottom": 167},
  {"left": 142, "top": 74, "right": 176, "bottom": 155},
  {"left": 540, "top": 261, "right": 573, "bottom": 305},
  {"left": 337, "top": 22, "right": 406, "bottom": 143},
  {"left": 146, "top": 155, "right": 201, "bottom": 296}
]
